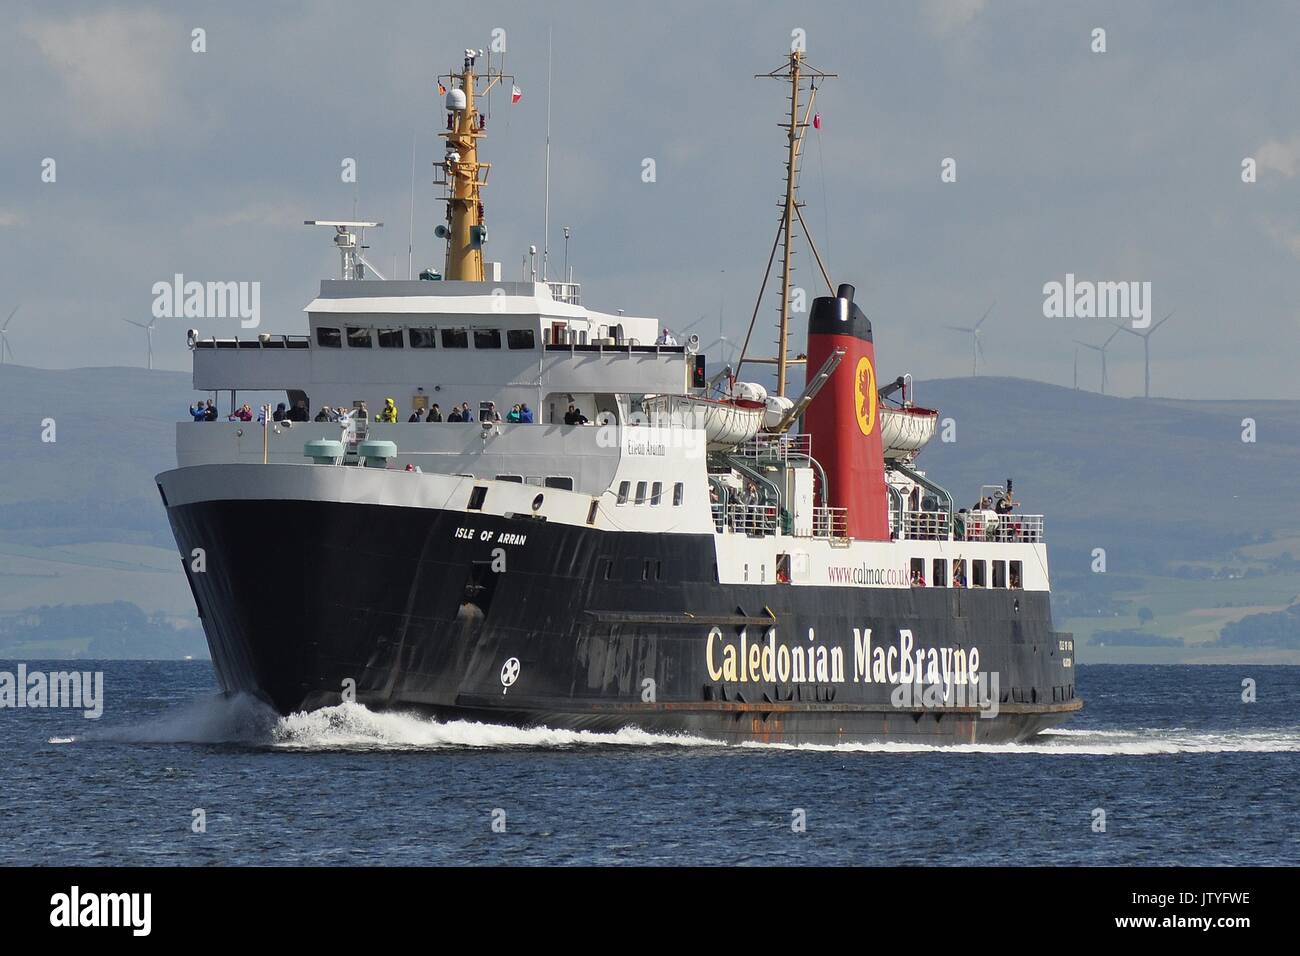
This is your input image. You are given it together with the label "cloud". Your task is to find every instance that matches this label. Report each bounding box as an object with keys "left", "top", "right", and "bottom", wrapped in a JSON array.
[
  {"left": 920, "top": 0, "right": 988, "bottom": 35},
  {"left": 1256, "top": 135, "right": 1300, "bottom": 178},
  {"left": 1263, "top": 218, "right": 1300, "bottom": 261},
  {"left": 24, "top": 8, "right": 181, "bottom": 134}
]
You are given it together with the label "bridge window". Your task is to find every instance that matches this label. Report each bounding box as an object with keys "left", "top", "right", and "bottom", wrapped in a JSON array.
[
  {"left": 467, "top": 486, "right": 487, "bottom": 511},
  {"left": 507, "top": 328, "right": 536, "bottom": 350},
  {"left": 496, "top": 474, "right": 524, "bottom": 483},
  {"left": 441, "top": 327, "right": 469, "bottom": 348},
  {"left": 346, "top": 327, "right": 372, "bottom": 348},
  {"left": 673, "top": 482, "right": 684, "bottom": 506},
  {"left": 634, "top": 481, "right": 647, "bottom": 505},
  {"left": 316, "top": 327, "right": 341, "bottom": 348},
  {"left": 409, "top": 327, "right": 437, "bottom": 348},
  {"left": 377, "top": 328, "right": 403, "bottom": 348},
  {"left": 649, "top": 482, "right": 662, "bottom": 505},
  {"left": 545, "top": 476, "right": 574, "bottom": 491},
  {"left": 473, "top": 328, "right": 502, "bottom": 349},
  {"left": 616, "top": 481, "right": 630, "bottom": 505}
]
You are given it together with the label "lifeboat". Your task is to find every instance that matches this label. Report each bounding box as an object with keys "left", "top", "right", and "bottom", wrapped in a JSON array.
[
  {"left": 645, "top": 385, "right": 768, "bottom": 450},
  {"left": 880, "top": 405, "right": 938, "bottom": 460}
]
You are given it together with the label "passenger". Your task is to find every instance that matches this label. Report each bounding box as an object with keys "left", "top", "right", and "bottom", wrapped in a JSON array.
[
  {"left": 564, "top": 403, "right": 589, "bottom": 425},
  {"left": 288, "top": 399, "right": 310, "bottom": 422},
  {"left": 953, "top": 559, "right": 966, "bottom": 589},
  {"left": 506, "top": 404, "right": 522, "bottom": 423},
  {"left": 355, "top": 401, "right": 370, "bottom": 421},
  {"left": 459, "top": 402, "right": 474, "bottom": 422},
  {"left": 272, "top": 402, "right": 288, "bottom": 422},
  {"left": 954, "top": 508, "right": 968, "bottom": 541},
  {"left": 189, "top": 402, "right": 206, "bottom": 422},
  {"left": 408, "top": 410, "right": 422, "bottom": 423},
  {"left": 228, "top": 403, "right": 253, "bottom": 422},
  {"left": 314, "top": 406, "right": 331, "bottom": 422},
  {"left": 447, "top": 406, "right": 463, "bottom": 423},
  {"left": 518, "top": 403, "right": 533, "bottom": 423},
  {"left": 484, "top": 401, "right": 502, "bottom": 423},
  {"left": 203, "top": 399, "right": 218, "bottom": 421},
  {"left": 426, "top": 403, "right": 442, "bottom": 422},
  {"left": 378, "top": 398, "right": 399, "bottom": 423}
]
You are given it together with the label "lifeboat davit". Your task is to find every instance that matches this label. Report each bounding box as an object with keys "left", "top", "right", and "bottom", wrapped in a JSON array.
[{"left": 880, "top": 405, "right": 938, "bottom": 460}]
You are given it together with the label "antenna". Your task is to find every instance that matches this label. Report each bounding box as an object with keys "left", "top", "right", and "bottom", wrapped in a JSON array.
[
  {"left": 541, "top": 25, "right": 553, "bottom": 282},
  {"left": 305, "top": 220, "right": 385, "bottom": 279},
  {"left": 736, "top": 49, "right": 836, "bottom": 397},
  {"left": 408, "top": 130, "right": 417, "bottom": 279}
]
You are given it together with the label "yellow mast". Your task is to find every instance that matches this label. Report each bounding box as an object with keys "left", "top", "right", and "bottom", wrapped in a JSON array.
[{"left": 438, "top": 50, "right": 509, "bottom": 281}]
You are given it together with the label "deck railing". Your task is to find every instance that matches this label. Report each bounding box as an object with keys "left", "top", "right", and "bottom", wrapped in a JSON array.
[
  {"left": 733, "top": 433, "right": 812, "bottom": 462},
  {"left": 811, "top": 506, "right": 848, "bottom": 540},
  {"left": 712, "top": 503, "right": 778, "bottom": 536},
  {"left": 957, "top": 512, "right": 1045, "bottom": 543}
]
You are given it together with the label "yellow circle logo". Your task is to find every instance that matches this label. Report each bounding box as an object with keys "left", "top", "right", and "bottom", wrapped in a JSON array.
[{"left": 854, "top": 356, "right": 876, "bottom": 436}]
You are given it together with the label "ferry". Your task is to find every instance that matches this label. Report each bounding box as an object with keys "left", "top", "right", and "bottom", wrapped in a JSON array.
[{"left": 157, "top": 47, "right": 1081, "bottom": 744}]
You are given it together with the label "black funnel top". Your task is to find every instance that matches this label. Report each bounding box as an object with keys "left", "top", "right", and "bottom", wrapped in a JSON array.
[{"left": 809, "top": 283, "right": 873, "bottom": 342}]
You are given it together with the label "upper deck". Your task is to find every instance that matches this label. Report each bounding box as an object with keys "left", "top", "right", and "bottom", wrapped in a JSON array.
[{"left": 189, "top": 279, "right": 699, "bottom": 414}]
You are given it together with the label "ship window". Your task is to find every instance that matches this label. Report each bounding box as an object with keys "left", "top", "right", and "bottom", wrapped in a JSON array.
[
  {"left": 507, "top": 328, "right": 536, "bottom": 350},
  {"left": 601, "top": 557, "right": 614, "bottom": 580},
  {"left": 409, "top": 327, "right": 437, "bottom": 348},
  {"left": 642, "top": 560, "right": 651, "bottom": 581},
  {"left": 634, "top": 481, "right": 647, "bottom": 505},
  {"left": 316, "top": 327, "right": 342, "bottom": 348},
  {"left": 545, "top": 476, "right": 574, "bottom": 491},
  {"left": 467, "top": 486, "right": 487, "bottom": 510},
  {"left": 673, "top": 482, "right": 684, "bottom": 506},
  {"left": 932, "top": 559, "right": 947, "bottom": 588},
  {"left": 473, "top": 328, "right": 502, "bottom": 349},
  {"left": 587, "top": 500, "right": 599, "bottom": 525},
  {"left": 377, "top": 328, "right": 403, "bottom": 348},
  {"left": 346, "top": 327, "right": 372, "bottom": 348},
  {"left": 441, "top": 327, "right": 469, "bottom": 348},
  {"left": 616, "top": 481, "right": 630, "bottom": 505},
  {"left": 655, "top": 560, "right": 662, "bottom": 581},
  {"left": 910, "top": 557, "right": 925, "bottom": 586},
  {"left": 993, "top": 561, "right": 1007, "bottom": 589},
  {"left": 953, "top": 558, "right": 966, "bottom": 588},
  {"left": 650, "top": 482, "right": 662, "bottom": 505},
  {"left": 496, "top": 474, "right": 524, "bottom": 483},
  {"left": 972, "top": 560, "right": 987, "bottom": 588},
  {"left": 1010, "top": 560, "right": 1023, "bottom": 589}
]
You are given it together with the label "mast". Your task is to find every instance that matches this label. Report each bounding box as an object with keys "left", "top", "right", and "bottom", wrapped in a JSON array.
[
  {"left": 438, "top": 49, "right": 511, "bottom": 281},
  {"left": 738, "top": 51, "right": 836, "bottom": 397},
  {"left": 776, "top": 51, "right": 801, "bottom": 398}
]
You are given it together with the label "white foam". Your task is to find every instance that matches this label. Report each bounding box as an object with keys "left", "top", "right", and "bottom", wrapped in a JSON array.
[{"left": 48, "top": 694, "right": 1300, "bottom": 755}]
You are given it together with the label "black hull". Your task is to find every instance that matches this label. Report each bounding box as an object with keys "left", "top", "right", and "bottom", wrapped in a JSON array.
[{"left": 162, "top": 494, "right": 1080, "bottom": 746}]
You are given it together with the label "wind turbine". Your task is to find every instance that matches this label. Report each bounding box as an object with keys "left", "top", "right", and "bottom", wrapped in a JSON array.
[
  {"left": 122, "top": 317, "right": 159, "bottom": 370},
  {"left": 1074, "top": 326, "right": 1122, "bottom": 395},
  {"left": 945, "top": 300, "right": 994, "bottom": 376},
  {"left": 0, "top": 306, "right": 17, "bottom": 365},
  {"left": 1117, "top": 311, "right": 1174, "bottom": 399}
]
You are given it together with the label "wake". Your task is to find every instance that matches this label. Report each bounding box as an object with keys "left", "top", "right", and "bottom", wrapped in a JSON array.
[{"left": 48, "top": 693, "right": 1300, "bottom": 755}]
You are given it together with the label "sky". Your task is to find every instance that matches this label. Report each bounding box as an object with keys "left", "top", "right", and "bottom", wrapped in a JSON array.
[{"left": 1, "top": 0, "right": 1298, "bottom": 399}]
